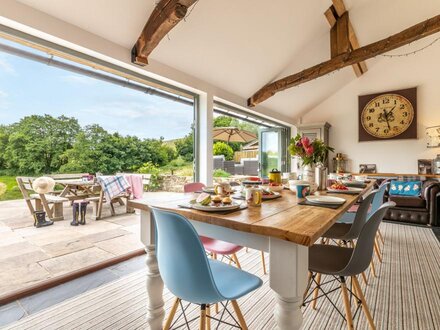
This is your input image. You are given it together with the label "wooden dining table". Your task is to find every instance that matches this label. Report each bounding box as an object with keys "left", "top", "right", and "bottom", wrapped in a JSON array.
[{"left": 128, "top": 181, "right": 375, "bottom": 330}]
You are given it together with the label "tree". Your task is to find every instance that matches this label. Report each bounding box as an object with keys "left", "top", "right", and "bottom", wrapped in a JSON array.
[
  {"left": 175, "top": 132, "right": 194, "bottom": 162},
  {"left": 213, "top": 141, "right": 234, "bottom": 161},
  {"left": 213, "top": 115, "right": 234, "bottom": 128},
  {"left": 3, "top": 115, "right": 80, "bottom": 174}
]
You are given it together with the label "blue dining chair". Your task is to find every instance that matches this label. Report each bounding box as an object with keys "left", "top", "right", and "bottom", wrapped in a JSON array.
[
  {"left": 337, "top": 182, "right": 389, "bottom": 262},
  {"left": 151, "top": 207, "right": 263, "bottom": 330},
  {"left": 337, "top": 182, "right": 389, "bottom": 224}
]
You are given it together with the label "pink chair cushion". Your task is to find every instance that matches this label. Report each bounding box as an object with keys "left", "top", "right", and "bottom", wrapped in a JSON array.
[
  {"left": 347, "top": 204, "right": 360, "bottom": 213},
  {"left": 184, "top": 182, "right": 206, "bottom": 193},
  {"left": 347, "top": 204, "right": 372, "bottom": 213},
  {"left": 200, "top": 236, "right": 243, "bottom": 255}
]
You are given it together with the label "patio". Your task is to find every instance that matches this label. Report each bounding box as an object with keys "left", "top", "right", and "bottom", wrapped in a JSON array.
[{"left": 0, "top": 194, "right": 162, "bottom": 299}]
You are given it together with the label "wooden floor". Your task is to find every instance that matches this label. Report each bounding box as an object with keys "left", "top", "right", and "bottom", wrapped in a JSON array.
[{"left": 3, "top": 222, "right": 440, "bottom": 330}]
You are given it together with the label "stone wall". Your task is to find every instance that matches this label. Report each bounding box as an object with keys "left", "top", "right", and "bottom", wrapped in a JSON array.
[{"left": 158, "top": 175, "right": 192, "bottom": 192}]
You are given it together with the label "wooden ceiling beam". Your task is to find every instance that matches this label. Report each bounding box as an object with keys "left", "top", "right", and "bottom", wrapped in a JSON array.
[
  {"left": 248, "top": 14, "right": 440, "bottom": 106},
  {"left": 326, "top": 2, "right": 367, "bottom": 77},
  {"left": 132, "top": 0, "right": 197, "bottom": 66}
]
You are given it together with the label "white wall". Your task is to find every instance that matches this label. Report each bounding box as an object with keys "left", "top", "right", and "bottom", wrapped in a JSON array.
[{"left": 301, "top": 36, "right": 440, "bottom": 174}]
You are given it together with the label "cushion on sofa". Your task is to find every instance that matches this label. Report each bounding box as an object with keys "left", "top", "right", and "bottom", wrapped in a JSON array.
[
  {"left": 389, "top": 195, "right": 426, "bottom": 208},
  {"left": 390, "top": 180, "right": 422, "bottom": 196}
]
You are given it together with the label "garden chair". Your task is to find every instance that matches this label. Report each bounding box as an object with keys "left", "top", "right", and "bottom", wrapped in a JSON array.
[{"left": 16, "top": 176, "right": 69, "bottom": 221}]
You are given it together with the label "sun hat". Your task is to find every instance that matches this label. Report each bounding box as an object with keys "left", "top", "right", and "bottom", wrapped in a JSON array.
[{"left": 32, "top": 177, "right": 55, "bottom": 194}]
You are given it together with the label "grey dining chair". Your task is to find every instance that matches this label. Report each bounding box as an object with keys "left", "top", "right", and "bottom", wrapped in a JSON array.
[{"left": 304, "top": 202, "right": 396, "bottom": 330}]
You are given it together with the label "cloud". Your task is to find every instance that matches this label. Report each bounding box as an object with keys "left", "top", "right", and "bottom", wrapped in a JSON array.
[
  {"left": 0, "top": 57, "right": 15, "bottom": 75},
  {"left": 61, "top": 75, "right": 97, "bottom": 85}
]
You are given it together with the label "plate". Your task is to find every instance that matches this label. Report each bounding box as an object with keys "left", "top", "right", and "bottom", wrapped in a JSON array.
[
  {"left": 261, "top": 185, "right": 284, "bottom": 192},
  {"left": 202, "top": 187, "right": 236, "bottom": 194},
  {"left": 327, "top": 187, "right": 363, "bottom": 193},
  {"left": 261, "top": 192, "right": 281, "bottom": 200},
  {"left": 305, "top": 196, "right": 346, "bottom": 205},
  {"left": 192, "top": 202, "right": 241, "bottom": 212}
]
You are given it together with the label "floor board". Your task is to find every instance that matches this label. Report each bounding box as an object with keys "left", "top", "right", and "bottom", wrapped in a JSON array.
[{"left": 3, "top": 222, "right": 440, "bottom": 330}]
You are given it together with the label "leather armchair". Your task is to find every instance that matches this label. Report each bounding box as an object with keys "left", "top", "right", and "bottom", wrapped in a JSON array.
[{"left": 383, "top": 180, "right": 440, "bottom": 226}]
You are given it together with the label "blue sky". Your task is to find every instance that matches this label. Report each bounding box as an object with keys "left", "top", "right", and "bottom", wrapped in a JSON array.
[{"left": 0, "top": 41, "right": 194, "bottom": 140}]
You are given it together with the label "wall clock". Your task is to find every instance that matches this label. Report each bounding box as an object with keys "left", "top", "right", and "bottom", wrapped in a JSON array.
[{"left": 358, "top": 87, "right": 417, "bottom": 141}]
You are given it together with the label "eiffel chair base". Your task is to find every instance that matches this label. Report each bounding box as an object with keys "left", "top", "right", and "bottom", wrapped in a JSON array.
[
  {"left": 164, "top": 298, "right": 248, "bottom": 330},
  {"left": 303, "top": 273, "right": 376, "bottom": 330}
]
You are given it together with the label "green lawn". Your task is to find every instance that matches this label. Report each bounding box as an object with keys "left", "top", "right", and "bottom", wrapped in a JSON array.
[{"left": 0, "top": 176, "right": 23, "bottom": 201}]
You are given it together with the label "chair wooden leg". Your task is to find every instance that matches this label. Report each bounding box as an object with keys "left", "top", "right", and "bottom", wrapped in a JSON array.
[
  {"left": 312, "top": 273, "right": 321, "bottom": 310},
  {"left": 232, "top": 253, "right": 242, "bottom": 269},
  {"left": 374, "top": 240, "right": 382, "bottom": 263},
  {"left": 200, "top": 305, "right": 206, "bottom": 330},
  {"left": 370, "top": 260, "right": 377, "bottom": 278},
  {"left": 361, "top": 272, "right": 368, "bottom": 285},
  {"left": 163, "top": 298, "right": 180, "bottom": 330},
  {"left": 352, "top": 276, "right": 376, "bottom": 330},
  {"left": 231, "top": 300, "right": 248, "bottom": 330},
  {"left": 340, "top": 277, "right": 354, "bottom": 330},
  {"left": 215, "top": 303, "right": 219, "bottom": 314},
  {"left": 261, "top": 251, "right": 267, "bottom": 275},
  {"left": 378, "top": 228, "right": 384, "bottom": 245},
  {"left": 206, "top": 305, "right": 211, "bottom": 330},
  {"left": 374, "top": 241, "right": 382, "bottom": 263}
]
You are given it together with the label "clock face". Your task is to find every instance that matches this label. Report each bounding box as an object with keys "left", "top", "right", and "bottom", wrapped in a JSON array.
[{"left": 361, "top": 93, "right": 414, "bottom": 139}]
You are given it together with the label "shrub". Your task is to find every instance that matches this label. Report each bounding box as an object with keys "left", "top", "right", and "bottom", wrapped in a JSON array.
[
  {"left": 213, "top": 142, "right": 234, "bottom": 161},
  {"left": 213, "top": 169, "right": 231, "bottom": 177},
  {"left": 137, "top": 161, "right": 160, "bottom": 191}
]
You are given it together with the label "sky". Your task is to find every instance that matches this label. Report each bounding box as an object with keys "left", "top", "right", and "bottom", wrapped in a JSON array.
[{"left": 0, "top": 41, "right": 194, "bottom": 140}]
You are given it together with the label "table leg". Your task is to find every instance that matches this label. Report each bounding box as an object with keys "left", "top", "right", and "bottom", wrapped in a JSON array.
[
  {"left": 269, "top": 238, "right": 308, "bottom": 330},
  {"left": 141, "top": 209, "right": 165, "bottom": 330}
]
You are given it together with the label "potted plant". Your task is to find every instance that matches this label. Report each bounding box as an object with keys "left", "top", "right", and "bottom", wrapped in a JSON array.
[{"left": 288, "top": 134, "right": 334, "bottom": 183}]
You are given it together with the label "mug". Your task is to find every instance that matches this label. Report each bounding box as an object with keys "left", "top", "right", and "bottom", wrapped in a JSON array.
[
  {"left": 296, "top": 184, "right": 310, "bottom": 198},
  {"left": 214, "top": 182, "right": 231, "bottom": 196}
]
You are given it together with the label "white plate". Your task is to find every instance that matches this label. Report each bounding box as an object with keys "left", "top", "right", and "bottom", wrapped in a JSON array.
[
  {"left": 192, "top": 202, "right": 241, "bottom": 212},
  {"left": 327, "top": 187, "right": 363, "bottom": 193},
  {"left": 261, "top": 192, "right": 281, "bottom": 200},
  {"left": 305, "top": 196, "right": 346, "bottom": 205}
]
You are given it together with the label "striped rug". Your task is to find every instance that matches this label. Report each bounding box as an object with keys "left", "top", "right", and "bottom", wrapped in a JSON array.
[{"left": 4, "top": 222, "right": 440, "bottom": 330}]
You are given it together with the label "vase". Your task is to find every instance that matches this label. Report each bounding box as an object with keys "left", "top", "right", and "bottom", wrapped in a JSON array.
[{"left": 301, "top": 164, "right": 315, "bottom": 183}]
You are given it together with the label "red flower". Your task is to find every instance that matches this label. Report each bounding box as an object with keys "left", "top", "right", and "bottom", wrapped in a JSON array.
[
  {"left": 301, "top": 136, "right": 311, "bottom": 148},
  {"left": 305, "top": 145, "right": 314, "bottom": 156}
]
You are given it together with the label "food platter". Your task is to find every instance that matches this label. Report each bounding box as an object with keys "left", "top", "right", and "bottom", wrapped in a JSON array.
[
  {"left": 327, "top": 187, "right": 363, "bottom": 193},
  {"left": 191, "top": 202, "right": 241, "bottom": 212}
]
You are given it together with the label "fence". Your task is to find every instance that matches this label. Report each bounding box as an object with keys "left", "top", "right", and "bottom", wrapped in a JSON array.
[{"left": 233, "top": 150, "right": 258, "bottom": 162}]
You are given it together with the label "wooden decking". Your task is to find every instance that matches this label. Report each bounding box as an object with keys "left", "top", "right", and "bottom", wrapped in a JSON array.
[{"left": 4, "top": 222, "right": 440, "bottom": 329}]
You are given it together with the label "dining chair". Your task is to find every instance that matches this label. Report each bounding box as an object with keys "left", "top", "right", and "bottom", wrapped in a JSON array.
[
  {"left": 338, "top": 182, "right": 389, "bottom": 262},
  {"left": 183, "top": 183, "right": 267, "bottom": 275},
  {"left": 303, "top": 202, "right": 396, "bottom": 330},
  {"left": 315, "top": 190, "right": 376, "bottom": 293},
  {"left": 152, "top": 208, "right": 263, "bottom": 330}
]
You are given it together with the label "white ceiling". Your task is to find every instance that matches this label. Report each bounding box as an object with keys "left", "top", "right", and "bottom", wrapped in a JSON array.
[{"left": 13, "top": 0, "right": 440, "bottom": 120}]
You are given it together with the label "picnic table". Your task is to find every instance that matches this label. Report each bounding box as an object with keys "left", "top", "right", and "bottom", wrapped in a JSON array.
[
  {"left": 54, "top": 178, "right": 132, "bottom": 220},
  {"left": 55, "top": 179, "right": 98, "bottom": 199}
]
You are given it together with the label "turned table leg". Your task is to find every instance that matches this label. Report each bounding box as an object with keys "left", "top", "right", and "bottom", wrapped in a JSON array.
[
  {"left": 270, "top": 238, "right": 308, "bottom": 330},
  {"left": 141, "top": 209, "right": 165, "bottom": 330}
]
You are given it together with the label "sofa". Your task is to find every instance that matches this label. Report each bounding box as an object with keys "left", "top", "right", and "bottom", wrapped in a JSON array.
[{"left": 379, "top": 179, "right": 440, "bottom": 226}]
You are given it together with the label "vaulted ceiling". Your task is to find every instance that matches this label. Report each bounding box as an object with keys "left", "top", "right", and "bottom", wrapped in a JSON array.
[{"left": 12, "top": 0, "right": 440, "bottom": 120}]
